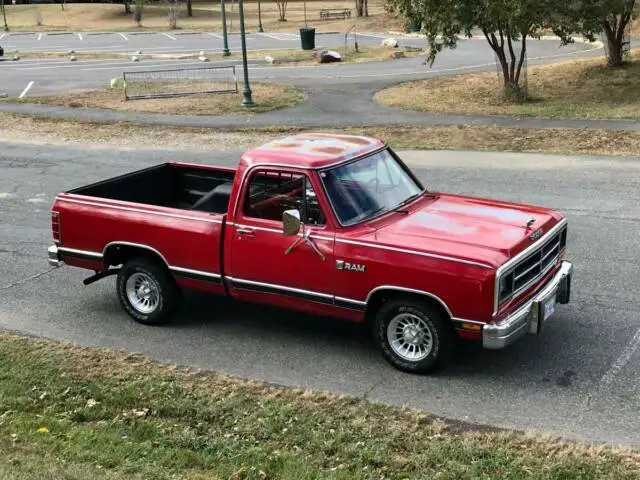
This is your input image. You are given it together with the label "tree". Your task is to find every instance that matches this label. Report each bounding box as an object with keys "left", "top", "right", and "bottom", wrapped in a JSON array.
[
  {"left": 385, "top": 0, "right": 571, "bottom": 100},
  {"left": 187, "top": 0, "right": 193, "bottom": 17},
  {"left": 167, "top": 0, "right": 177, "bottom": 28},
  {"left": 275, "top": 0, "right": 288, "bottom": 21},
  {"left": 133, "top": 0, "right": 143, "bottom": 26},
  {"left": 556, "top": 0, "right": 636, "bottom": 67},
  {"left": 356, "top": 0, "right": 369, "bottom": 17},
  {"left": 124, "top": 0, "right": 131, "bottom": 15}
]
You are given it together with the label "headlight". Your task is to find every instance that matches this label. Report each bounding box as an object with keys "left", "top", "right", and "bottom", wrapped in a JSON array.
[{"left": 498, "top": 272, "right": 514, "bottom": 304}]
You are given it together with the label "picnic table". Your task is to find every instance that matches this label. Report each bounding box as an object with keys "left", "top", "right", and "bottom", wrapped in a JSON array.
[{"left": 319, "top": 8, "right": 352, "bottom": 20}]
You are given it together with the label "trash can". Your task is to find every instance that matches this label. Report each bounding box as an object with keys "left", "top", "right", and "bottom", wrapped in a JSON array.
[{"left": 299, "top": 27, "right": 316, "bottom": 51}]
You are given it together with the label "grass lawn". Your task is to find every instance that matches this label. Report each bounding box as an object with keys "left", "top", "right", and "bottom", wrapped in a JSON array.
[
  {"left": 1, "top": 113, "right": 639, "bottom": 157},
  {"left": 12, "top": 82, "right": 306, "bottom": 115},
  {"left": 10, "top": 46, "right": 423, "bottom": 65},
  {"left": 0, "top": 332, "right": 638, "bottom": 479},
  {"left": 2, "top": 0, "right": 402, "bottom": 33},
  {"left": 375, "top": 50, "right": 640, "bottom": 120}
]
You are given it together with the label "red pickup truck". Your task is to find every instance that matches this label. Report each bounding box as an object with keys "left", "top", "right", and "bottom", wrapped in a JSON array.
[{"left": 48, "top": 133, "right": 572, "bottom": 373}]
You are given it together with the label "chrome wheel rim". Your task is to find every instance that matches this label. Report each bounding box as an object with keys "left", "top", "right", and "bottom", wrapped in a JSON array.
[
  {"left": 125, "top": 272, "right": 160, "bottom": 314},
  {"left": 387, "top": 313, "right": 433, "bottom": 362}
]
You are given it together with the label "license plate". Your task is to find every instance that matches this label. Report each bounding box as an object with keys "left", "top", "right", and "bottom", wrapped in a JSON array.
[{"left": 543, "top": 296, "right": 556, "bottom": 321}]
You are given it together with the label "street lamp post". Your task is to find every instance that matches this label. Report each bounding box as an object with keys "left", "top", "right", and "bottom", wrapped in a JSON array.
[
  {"left": 220, "top": 0, "right": 230, "bottom": 56},
  {"left": 1, "top": 0, "right": 9, "bottom": 33},
  {"left": 256, "top": 0, "right": 263, "bottom": 33},
  {"left": 238, "top": 0, "right": 254, "bottom": 107}
]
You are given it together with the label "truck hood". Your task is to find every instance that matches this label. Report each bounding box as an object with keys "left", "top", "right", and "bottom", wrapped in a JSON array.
[{"left": 375, "top": 193, "right": 561, "bottom": 267}]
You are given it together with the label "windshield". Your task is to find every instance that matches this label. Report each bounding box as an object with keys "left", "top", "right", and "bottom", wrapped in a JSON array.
[{"left": 319, "top": 149, "right": 423, "bottom": 226}]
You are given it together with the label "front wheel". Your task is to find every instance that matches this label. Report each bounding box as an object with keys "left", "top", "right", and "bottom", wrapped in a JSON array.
[
  {"left": 374, "top": 298, "right": 455, "bottom": 374},
  {"left": 116, "top": 258, "right": 180, "bottom": 325}
]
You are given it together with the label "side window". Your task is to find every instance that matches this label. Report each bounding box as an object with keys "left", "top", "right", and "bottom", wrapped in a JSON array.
[
  {"left": 244, "top": 171, "right": 304, "bottom": 221},
  {"left": 243, "top": 170, "right": 325, "bottom": 226}
]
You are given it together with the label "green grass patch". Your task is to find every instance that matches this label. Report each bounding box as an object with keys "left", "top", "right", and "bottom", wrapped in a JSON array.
[{"left": 0, "top": 333, "right": 638, "bottom": 479}]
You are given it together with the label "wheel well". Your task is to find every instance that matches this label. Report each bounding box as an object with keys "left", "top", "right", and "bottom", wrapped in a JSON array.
[
  {"left": 103, "top": 244, "right": 168, "bottom": 269},
  {"left": 365, "top": 289, "right": 452, "bottom": 325}
]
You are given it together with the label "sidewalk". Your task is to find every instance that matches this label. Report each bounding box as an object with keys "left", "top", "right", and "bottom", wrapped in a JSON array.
[{"left": 1, "top": 94, "right": 638, "bottom": 132}]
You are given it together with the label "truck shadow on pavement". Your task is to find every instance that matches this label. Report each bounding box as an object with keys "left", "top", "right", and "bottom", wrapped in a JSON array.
[{"left": 150, "top": 290, "right": 555, "bottom": 379}]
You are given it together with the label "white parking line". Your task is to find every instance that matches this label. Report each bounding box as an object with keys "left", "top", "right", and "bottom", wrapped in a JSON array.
[
  {"left": 280, "top": 33, "right": 299, "bottom": 39},
  {"left": 357, "top": 33, "right": 391, "bottom": 39},
  {"left": 207, "top": 32, "right": 223, "bottom": 39},
  {"left": 19, "top": 81, "right": 34, "bottom": 99},
  {"left": 600, "top": 328, "right": 640, "bottom": 385},
  {"left": 162, "top": 32, "right": 177, "bottom": 40},
  {"left": 77, "top": 33, "right": 83, "bottom": 41},
  {"left": 0, "top": 33, "right": 5, "bottom": 41},
  {"left": 258, "top": 32, "right": 298, "bottom": 41},
  {"left": 37, "top": 33, "right": 42, "bottom": 41},
  {"left": 119, "top": 32, "right": 129, "bottom": 41}
]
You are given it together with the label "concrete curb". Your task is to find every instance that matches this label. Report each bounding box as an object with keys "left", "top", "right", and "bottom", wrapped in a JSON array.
[{"left": 386, "top": 31, "right": 604, "bottom": 49}]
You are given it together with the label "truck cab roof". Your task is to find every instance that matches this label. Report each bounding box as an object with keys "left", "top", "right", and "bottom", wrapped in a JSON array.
[{"left": 240, "top": 133, "right": 385, "bottom": 170}]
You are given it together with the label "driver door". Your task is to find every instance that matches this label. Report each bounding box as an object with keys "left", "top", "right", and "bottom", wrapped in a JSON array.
[{"left": 229, "top": 168, "right": 336, "bottom": 315}]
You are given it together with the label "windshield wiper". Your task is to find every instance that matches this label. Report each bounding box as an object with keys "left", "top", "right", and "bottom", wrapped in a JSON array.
[
  {"left": 393, "top": 191, "right": 424, "bottom": 211},
  {"left": 361, "top": 190, "right": 432, "bottom": 222},
  {"left": 365, "top": 206, "right": 388, "bottom": 218},
  {"left": 392, "top": 189, "right": 437, "bottom": 214}
]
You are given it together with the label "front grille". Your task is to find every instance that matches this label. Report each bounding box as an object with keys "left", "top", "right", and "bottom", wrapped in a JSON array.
[{"left": 498, "top": 224, "right": 567, "bottom": 306}]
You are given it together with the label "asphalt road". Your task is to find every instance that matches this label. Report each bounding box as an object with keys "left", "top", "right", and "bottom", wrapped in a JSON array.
[
  {"left": 0, "top": 33, "right": 598, "bottom": 97},
  {"left": 0, "top": 142, "right": 639, "bottom": 447}
]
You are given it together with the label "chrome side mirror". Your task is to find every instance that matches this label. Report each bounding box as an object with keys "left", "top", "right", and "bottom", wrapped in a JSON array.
[{"left": 282, "top": 209, "right": 301, "bottom": 236}]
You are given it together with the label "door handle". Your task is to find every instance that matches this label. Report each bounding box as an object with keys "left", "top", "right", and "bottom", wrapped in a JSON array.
[{"left": 237, "top": 228, "right": 255, "bottom": 236}]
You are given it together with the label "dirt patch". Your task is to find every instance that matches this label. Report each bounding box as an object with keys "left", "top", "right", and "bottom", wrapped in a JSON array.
[
  {"left": 1, "top": 114, "right": 639, "bottom": 157},
  {"left": 2, "top": 0, "right": 403, "bottom": 33},
  {"left": 375, "top": 50, "right": 640, "bottom": 120},
  {"left": 12, "top": 46, "right": 424, "bottom": 66},
  {"left": 14, "top": 82, "right": 306, "bottom": 115}
]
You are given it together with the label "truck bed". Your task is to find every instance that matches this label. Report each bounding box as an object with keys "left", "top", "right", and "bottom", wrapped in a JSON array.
[{"left": 69, "top": 163, "right": 236, "bottom": 214}]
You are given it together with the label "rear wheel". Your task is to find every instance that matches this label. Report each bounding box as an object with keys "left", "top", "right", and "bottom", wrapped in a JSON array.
[
  {"left": 374, "top": 298, "right": 454, "bottom": 374},
  {"left": 116, "top": 258, "right": 180, "bottom": 325}
]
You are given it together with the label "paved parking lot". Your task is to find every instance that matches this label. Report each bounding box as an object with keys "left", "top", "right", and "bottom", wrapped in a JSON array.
[
  {"left": 0, "top": 30, "right": 410, "bottom": 54},
  {"left": 0, "top": 34, "right": 597, "bottom": 99}
]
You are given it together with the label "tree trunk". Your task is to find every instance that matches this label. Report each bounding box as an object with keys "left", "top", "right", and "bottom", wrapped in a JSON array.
[
  {"left": 125, "top": 0, "right": 131, "bottom": 14},
  {"left": 276, "top": 0, "right": 287, "bottom": 21},
  {"left": 134, "top": 0, "right": 143, "bottom": 25},
  {"left": 363, "top": 0, "right": 368, "bottom": 17},
  {"left": 355, "top": 0, "right": 363, "bottom": 17},
  {"left": 484, "top": 29, "right": 528, "bottom": 101},
  {"left": 602, "top": 13, "right": 630, "bottom": 67}
]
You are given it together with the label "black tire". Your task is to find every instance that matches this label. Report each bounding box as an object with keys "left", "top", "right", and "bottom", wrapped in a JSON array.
[
  {"left": 116, "top": 258, "right": 181, "bottom": 325},
  {"left": 373, "top": 297, "right": 455, "bottom": 374}
]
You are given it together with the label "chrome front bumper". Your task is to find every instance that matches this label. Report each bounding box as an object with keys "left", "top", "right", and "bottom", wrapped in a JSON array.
[
  {"left": 48, "top": 245, "right": 63, "bottom": 267},
  {"left": 483, "top": 261, "right": 572, "bottom": 349}
]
